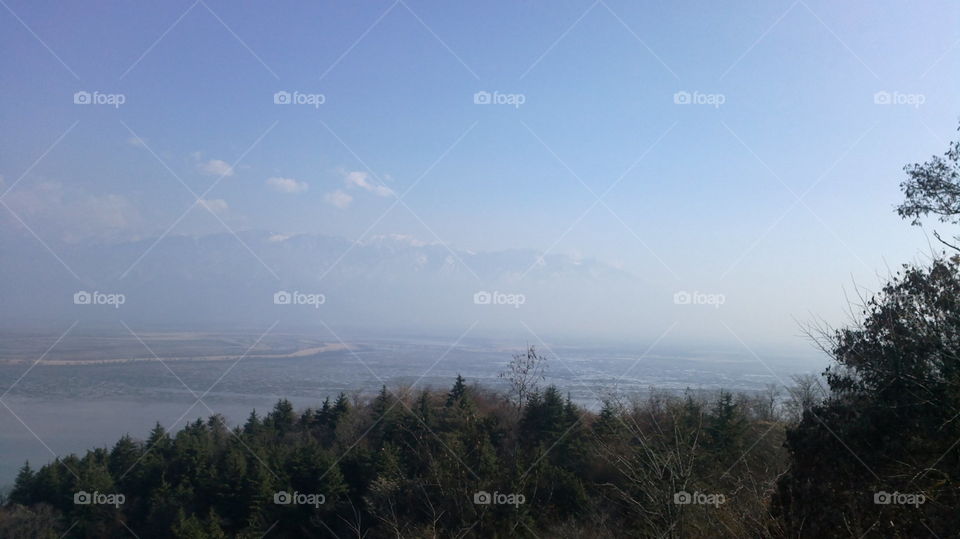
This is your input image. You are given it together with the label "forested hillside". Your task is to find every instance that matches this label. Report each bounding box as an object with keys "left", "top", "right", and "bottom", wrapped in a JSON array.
[{"left": 1, "top": 370, "right": 794, "bottom": 538}]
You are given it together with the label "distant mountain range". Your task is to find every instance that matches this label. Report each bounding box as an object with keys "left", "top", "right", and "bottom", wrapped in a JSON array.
[{"left": 0, "top": 230, "right": 650, "bottom": 337}]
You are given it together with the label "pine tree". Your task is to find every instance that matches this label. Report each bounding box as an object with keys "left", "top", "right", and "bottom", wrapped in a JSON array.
[
  {"left": 108, "top": 435, "right": 141, "bottom": 485},
  {"left": 416, "top": 390, "right": 433, "bottom": 423},
  {"left": 446, "top": 374, "right": 468, "bottom": 407},
  {"left": 315, "top": 397, "right": 332, "bottom": 427},
  {"left": 707, "top": 391, "right": 746, "bottom": 458},
  {"left": 267, "top": 399, "right": 295, "bottom": 434},
  {"left": 332, "top": 393, "right": 349, "bottom": 419},
  {"left": 9, "top": 461, "right": 35, "bottom": 505},
  {"left": 593, "top": 401, "right": 622, "bottom": 439},
  {"left": 298, "top": 408, "right": 314, "bottom": 429},
  {"left": 372, "top": 385, "right": 392, "bottom": 418},
  {"left": 243, "top": 409, "right": 261, "bottom": 436}
]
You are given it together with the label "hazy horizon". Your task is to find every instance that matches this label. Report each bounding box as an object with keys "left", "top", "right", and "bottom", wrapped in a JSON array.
[{"left": 2, "top": 0, "right": 958, "bottom": 348}]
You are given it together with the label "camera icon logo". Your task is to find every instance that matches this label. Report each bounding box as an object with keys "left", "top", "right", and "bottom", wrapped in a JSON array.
[
  {"left": 473, "top": 291, "right": 492, "bottom": 305},
  {"left": 274, "top": 491, "right": 292, "bottom": 505},
  {"left": 274, "top": 91, "right": 292, "bottom": 105},
  {"left": 673, "top": 91, "right": 691, "bottom": 105},
  {"left": 473, "top": 91, "right": 491, "bottom": 105},
  {"left": 74, "top": 491, "right": 92, "bottom": 504},
  {"left": 274, "top": 291, "right": 292, "bottom": 305},
  {"left": 874, "top": 491, "right": 891, "bottom": 504},
  {"left": 74, "top": 291, "right": 92, "bottom": 305},
  {"left": 673, "top": 291, "right": 691, "bottom": 305},
  {"left": 74, "top": 91, "right": 92, "bottom": 105},
  {"left": 673, "top": 491, "right": 692, "bottom": 504},
  {"left": 473, "top": 491, "right": 492, "bottom": 504},
  {"left": 873, "top": 91, "right": 891, "bottom": 105}
]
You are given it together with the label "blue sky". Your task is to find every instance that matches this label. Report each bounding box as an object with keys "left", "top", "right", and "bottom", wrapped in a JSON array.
[{"left": 1, "top": 0, "right": 959, "bottom": 346}]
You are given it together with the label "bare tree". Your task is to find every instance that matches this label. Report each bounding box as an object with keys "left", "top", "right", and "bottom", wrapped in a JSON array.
[
  {"left": 593, "top": 394, "right": 706, "bottom": 536},
  {"left": 498, "top": 345, "right": 547, "bottom": 411},
  {"left": 783, "top": 373, "right": 827, "bottom": 423},
  {"left": 339, "top": 498, "right": 369, "bottom": 538}
]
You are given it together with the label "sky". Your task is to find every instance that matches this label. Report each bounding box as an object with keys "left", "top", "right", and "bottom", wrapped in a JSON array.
[{"left": 1, "top": 0, "right": 959, "bottom": 350}]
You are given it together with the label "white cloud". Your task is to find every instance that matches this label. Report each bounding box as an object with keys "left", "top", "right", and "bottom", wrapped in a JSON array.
[
  {"left": 320, "top": 169, "right": 394, "bottom": 210},
  {"left": 198, "top": 198, "right": 229, "bottom": 214},
  {"left": 198, "top": 159, "right": 234, "bottom": 177},
  {"left": 324, "top": 190, "right": 352, "bottom": 209},
  {"left": 266, "top": 176, "right": 308, "bottom": 194},
  {"left": 344, "top": 171, "right": 394, "bottom": 197}
]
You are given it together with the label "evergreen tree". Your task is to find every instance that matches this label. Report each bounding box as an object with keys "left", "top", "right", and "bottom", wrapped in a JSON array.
[
  {"left": 314, "top": 398, "right": 332, "bottom": 428},
  {"left": 332, "top": 393, "right": 349, "bottom": 421},
  {"left": 8, "top": 462, "right": 35, "bottom": 505},
  {"left": 243, "top": 410, "right": 261, "bottom": 436},
  {"left": 593, "top": 401, "right": 622, "bottom": 440},
  {"left": 446, "top": 374, "right": 468, "bottom": 407},
  {"left": 706, "top": 391, "right": 746, "bottom": 458},
  {"left": 267, "top": 399, "right": 296, "bottom": 434},
  {"left": 108, "top": 435, "right": 141, "bottom": 483}
]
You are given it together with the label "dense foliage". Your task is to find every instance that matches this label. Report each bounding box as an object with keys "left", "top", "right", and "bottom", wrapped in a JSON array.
[
  {"left": 1, "top": 376, "right": 789, "bottom": 538},
  {"left": 773, "top": 257, "right": 960, "bottom": 537},
  {"left": 898, "top": 122, "right": 960, "bottom": 249}
]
